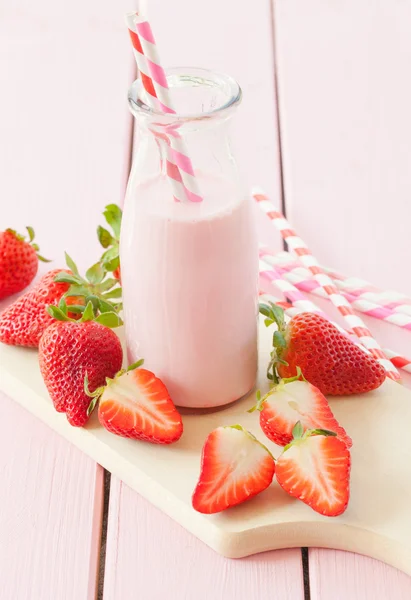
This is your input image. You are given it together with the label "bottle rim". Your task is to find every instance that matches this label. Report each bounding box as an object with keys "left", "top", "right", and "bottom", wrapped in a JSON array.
[{"left": 128, "top": 67, "right": 242, "bottom": 126}]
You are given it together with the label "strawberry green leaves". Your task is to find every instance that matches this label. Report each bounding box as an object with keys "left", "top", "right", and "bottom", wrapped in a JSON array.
[
  {"left": 6, "top": 226, "right": 51, "bottom": 262},
  {"left": 26, "top": 226, "right": 35, "bottom": 243},
  {"left": 103, "top": 204, "right": 122, "bottom": 238},
  {"left": 282, "top": 420, "right": 337, "bottom": 452},
  {"left": 97, "top": 226, "right": 114, "bottom": 249},
  {"left": 47, "top": 299, "right": 123, "bottom": 327},
  {"left": 85, "top": 262, "right": 105, "bottom": 285},
  {"left": 260, "top": 302, "right": 285, "bottom": 330},
  {"left": 98, "top": 204, "right": 122, "bottom": 273},
  {"left": 53, "top": 253, "right": 122, "bottom": 323},
  {"left": 259, "top": 302, "right": 289, "bottom": 384},
  {"left": 84, "top": 357, "right": 145, "bottom": 417}
]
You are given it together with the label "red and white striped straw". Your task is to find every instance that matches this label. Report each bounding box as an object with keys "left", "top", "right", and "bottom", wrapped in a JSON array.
[
  {"left": 260, "top": 250, "right": 411, "bottom": 331},
  {"left": 258, "top": 288, "right": 411, "bottom": 374},
  {"left": 253, "top": 188, "right": 400, "bottom": 381},
  {"left": 125, "top": 12, "right": 203, "bottom": 203},
  {"left": 259, "top": 256, "right": 360, "bottom": 345},
  {"left": 259, "top": 256, "right": 325, "bottom": 316}
]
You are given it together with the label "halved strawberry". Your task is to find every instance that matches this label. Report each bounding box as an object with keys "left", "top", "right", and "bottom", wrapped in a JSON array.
[
  {"left": 250, "top": 375, "right": 352, "bottom": 448},
  {"left": 90, "top": 365, "right": 183, "bottom": 444},
  {"left": 275, "top": 422, "right": 351, "bottom": 516},
  {"left": 192, "top": 425, "right": 275, "bottom": 514}
]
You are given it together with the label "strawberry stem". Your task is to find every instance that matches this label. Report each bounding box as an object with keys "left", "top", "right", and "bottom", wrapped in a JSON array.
[
  {"left": 259, "top": 302, "right": 291, "bottom": 384},
  {"left": 97, "top": 204, "right": 122, "bottom": 273},
  {"left": 281, "top": 366, "right": 307, "bottom": 385},
  {"left": 126, "top": 359, "right": 144, "bottom": 372},
  {"left": 84, "top": 373, "right": 106, "bottom": 416}
]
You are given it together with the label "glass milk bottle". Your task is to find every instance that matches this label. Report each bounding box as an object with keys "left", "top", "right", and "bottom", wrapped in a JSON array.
[{"left": 121, "top": 68, "right": 258, "bottom": 409}]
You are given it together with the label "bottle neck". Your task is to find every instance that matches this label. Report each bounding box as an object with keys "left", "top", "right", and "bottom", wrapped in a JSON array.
[{"left": 129, "top": 68, "right": 243, "bottom": 202}]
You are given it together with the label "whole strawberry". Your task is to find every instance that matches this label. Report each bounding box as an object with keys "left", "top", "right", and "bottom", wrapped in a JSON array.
[
  {"left": 39, "top": 302, "right": 123, "bottom": 427},
  {"left": 0, "top": 253, "right": 122, "bottom": 348},
  {"left": 0, "top": 227, "right": 50, "bottom": 299},
  {"left": 260, "top": 303, "right": 386, "bottom": 395},
  {"left": 0, "top": 269, "right": 70, "bottom": 347}
]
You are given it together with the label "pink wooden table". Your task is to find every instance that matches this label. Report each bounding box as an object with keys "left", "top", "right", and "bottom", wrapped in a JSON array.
[{"left": 2, "top": 1, "right": 411, "bottom": 598}]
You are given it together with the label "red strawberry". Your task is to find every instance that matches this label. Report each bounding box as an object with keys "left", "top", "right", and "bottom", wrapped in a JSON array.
[
  {"left": 113, "top": 266, "right": 121, "bottom": 282},
  {"left": 192, "top": 425, "right": 275, "bottom": 514},
  {"left": 89, "top": 365, "right": 183, "bottom": 444},
  {"left": 39, "top": 307, "right": 123, "bottom": 427},
  {"left": 260, "top": 303, "right": 386, "bottom": 395},
  {"left": 0, "top": 269, "right": 70, "bottom": 347},
  {"left": 275, "top": 422, "right": 350, "bottom": 516},
  {"left": 0, "top": 253, "right": 122, "bottom": 347},
  {"left": 65, "top": 294, "right": 86, "bottom": 320},
  {"left": 250, "top": 376, "right": 352, "bottom": 448},
  {"left": 0, "top": 227, "right": 50, "bottom": 299}
]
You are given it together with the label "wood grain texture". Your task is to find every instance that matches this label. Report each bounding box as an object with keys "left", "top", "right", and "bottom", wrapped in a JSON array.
[
  {"left": 0, "top": 391, "right": 103, "bottom": 600},
  {"left": 305, "top": 310, "right": 411, "bottom": 597},
  {"left": 0, "top": 1, "right": 134, "bottom": 598},
  {"left": 273, "top": 0, "right": 411, "bottom": 295},
  {"left": 309, "top": 550, "right": 411, "bottom": 600},
  {"left": 1, "top": 0, "right": 133, "bottom": 272},
  {"left": 104, "top": 479, "right": 305, "bottom": 600}
]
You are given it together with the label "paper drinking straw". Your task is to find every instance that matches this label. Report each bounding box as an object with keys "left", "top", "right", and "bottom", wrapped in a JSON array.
[
  {"left": 260, "top": 250, "right": 411, "bottom": 331},
  {"left": 269, "top": 249, "right": 411, "bottom": 317},
  {"left": 259, "top": 256, "right": 325, "bottom": 316},
  {"left": 259, "top": 260, "right": 360, "bottom": 344},
  {"left": 126, "top": 12, "right": 203, "bottom": 203},
  {"left": 253, "top": 188, "right": 400, "bottom": 381}
]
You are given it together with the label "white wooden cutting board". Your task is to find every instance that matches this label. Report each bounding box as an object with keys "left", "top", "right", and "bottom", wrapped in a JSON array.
[{"left": 1, "top": 319, "right": 410, "bottom": 575}]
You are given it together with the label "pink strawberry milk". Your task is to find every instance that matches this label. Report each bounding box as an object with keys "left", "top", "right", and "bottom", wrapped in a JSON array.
[{"left": 121, "top": 68, "right": 259, "bottom": 408}]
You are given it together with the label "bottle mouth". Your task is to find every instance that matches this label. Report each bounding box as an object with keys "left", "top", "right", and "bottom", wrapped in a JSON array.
[{"left": 128, "top": 67, "right": 242, "bottom": 126}]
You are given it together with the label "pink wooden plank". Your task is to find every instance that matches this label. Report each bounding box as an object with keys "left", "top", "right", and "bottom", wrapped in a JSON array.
[
  {"left": 0, "top": 391, "right": 103, "bottom": 600},
  {"left": 309, "top": 550, "right": 411, "bottom": 600},
  {"left": 0, "top": 1, "right": 134, "bottom": 597},
  {"left": 104, "top": 480, "right": 305, "bottom": 600},
  {"left": 273, "top": 0, "right": 411, "bottom": 295},
  {"left": 1, "top": 2, "right": 133, "bottom": 272},
  {"left": 104, "top": 1, "right": 303, "bottom": 598},
  {"left": 306, "top": 313, "right": 411, "bottom": 596},
  {"left": 273, "top": 0, "right": 411, "bottom": 592}
]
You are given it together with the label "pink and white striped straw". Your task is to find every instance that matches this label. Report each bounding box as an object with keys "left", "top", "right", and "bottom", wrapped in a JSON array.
[
  {"left": 260, "top": 250, "right": 411, "bottom": 331},
  {"left": 270, "top": 250, "right": 411, "bottom": 317},
  {"left": 259, "top": 257, "right": 361, "bottom": 345},
  {"left": 276, "top": 252, "right": 411, "bottom": 316},
  {"left": 253, "top": 187, "right": 400, "bottom": 381},
  {"left": 125, "top": 12, "right": 202, "bottom": 203}
]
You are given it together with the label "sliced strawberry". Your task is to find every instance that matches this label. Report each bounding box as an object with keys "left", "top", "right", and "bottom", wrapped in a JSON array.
[
  {"left": 276, "top": 423, "right": 351, "bottom": 516},
  {"left": 192, "top": 425, "right": 275, "bottom": 514},
  {"left": 251, "top": 378, "right": 352, "bottom": 448},
  {"left": 98, "top": 368, "right": 183, "bottom": 444}
]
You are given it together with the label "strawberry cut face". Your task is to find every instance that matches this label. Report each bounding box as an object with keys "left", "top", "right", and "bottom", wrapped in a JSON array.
[
  {"left": 192, "top": 426, "right": 275, "bottom": 514},
  {"left": 260, "top": 380, "right": 352, "bottom": 448},
  {"left": 276, "top": 434, "right": 351, "bottom": 517},
  {"left": 98, "top": 368, "right": 183, "bottom": 444}
]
